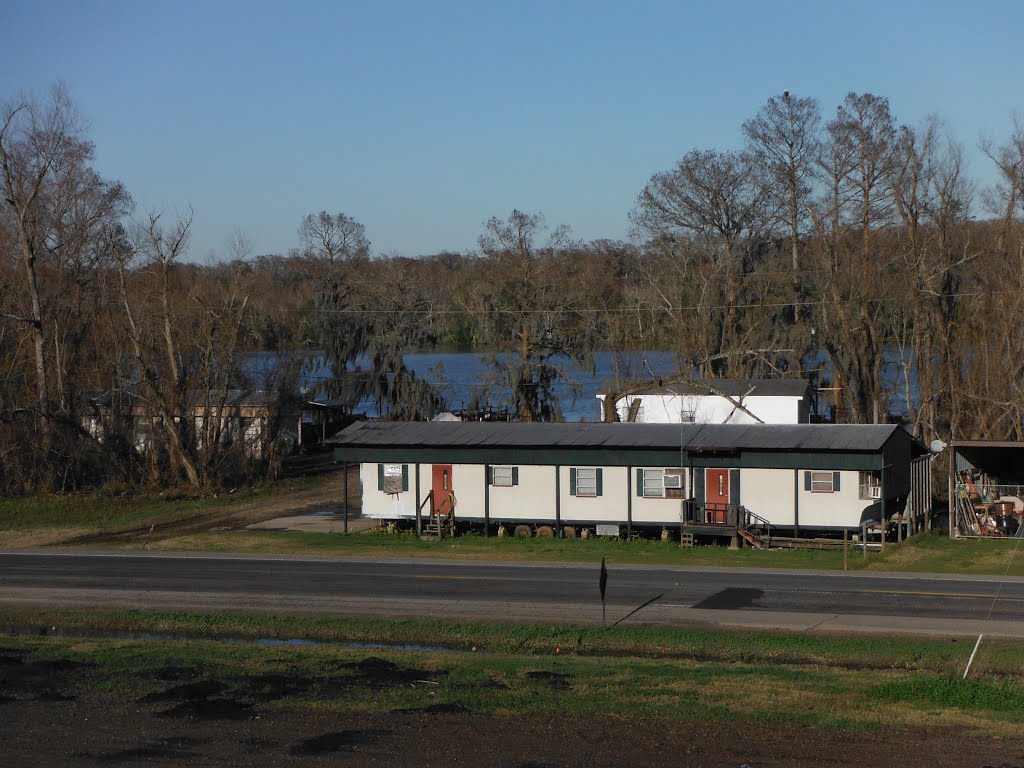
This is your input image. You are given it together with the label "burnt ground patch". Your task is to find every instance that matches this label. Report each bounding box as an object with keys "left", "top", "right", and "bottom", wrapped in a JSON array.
[
  {"left": 91, "top": 736, "right": 204, "bottom": 763},
  {"left": 339, "top": 656, "right": 447, "bottom": 688},
  {"left": 290, "top": 729, "right": 394, "bottom": 756},
  {"left": 151, "top": 665, "right": 206, "bottom": 682},
  {"left": 393, "top": 702, "right": 469, "bottom": 715},
  {"left": 525, "top": 670, "right": 573, "bottom": 690},
  {"left": 0, "top": 655, "right": 88, "bottom": 701},
  {"left": 139, "top": 679, "right": 227, "bottom": 702},
  {"left": 691, "top": 587, "right": 764, "bottom": 610},
  {"left": 240, "top": 671, "right": 316, "bottom": 700},
  {"left": 160, "top": 697, "right": 254, "bottom": 720}
]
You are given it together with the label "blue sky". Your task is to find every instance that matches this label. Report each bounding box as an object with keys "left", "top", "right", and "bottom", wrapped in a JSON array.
[{"left": 3, "top": 0, "right": 1022, "bottom": 261}]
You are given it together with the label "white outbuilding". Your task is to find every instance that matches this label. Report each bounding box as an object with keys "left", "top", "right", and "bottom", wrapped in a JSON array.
[{"left": 597, "top": 379, "right": 812, "bottom": 424}]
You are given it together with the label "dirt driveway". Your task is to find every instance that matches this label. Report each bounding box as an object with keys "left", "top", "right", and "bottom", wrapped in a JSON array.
[{"left": 62, "top": 466, "right": 359, "bottom": 547}]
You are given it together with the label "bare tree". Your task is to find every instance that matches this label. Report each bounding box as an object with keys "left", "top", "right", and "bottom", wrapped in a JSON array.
[
  {"left": 309, "top": 212, "right": 440, "bottom": 420},
  {"left": 889, "top": 117, "right": 974, "bottom": 437},
  {"left": 0, "top": 84, "right": 131, "bottom": 489},
  {"left": 631, "top": 149, "right": 775, "bottom": 376},
  {"left": 743, "top": 91, "right": 822, "bottom": 271},
  {"left": 980, "top": 117, "right": 1024, "bottom": 256},
  {"left": 299, "top": 211, "right": 369, "bottom": 264},
  {"left": 472, "top": 210, "right": 595, "bottom": 421},
  {"left": 828, "top": 92, "right": 899, "bottom": 254}
]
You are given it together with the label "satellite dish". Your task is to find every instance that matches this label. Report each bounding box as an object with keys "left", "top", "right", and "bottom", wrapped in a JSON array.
[{"left": 929, "top": 439, "right": 947, "bottom": 454}]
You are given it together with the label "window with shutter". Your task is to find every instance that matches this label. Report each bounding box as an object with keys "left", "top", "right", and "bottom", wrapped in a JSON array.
[
  {"left": 809, "top": 471, "right": 835, "bottom": 493},
  {"left": 381, "top": 463, "right": 405, "bottom": 494},
  {"left": 491, "top": 465, "right": 515, "bottom": 487},
  {"left": 574, "top": 467, "right": 599, "bottom": 497}
]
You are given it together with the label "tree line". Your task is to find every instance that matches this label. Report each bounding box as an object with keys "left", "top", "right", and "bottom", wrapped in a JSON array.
[{"left": 3, "top": 84, "right": 1024, "bottom": 494}]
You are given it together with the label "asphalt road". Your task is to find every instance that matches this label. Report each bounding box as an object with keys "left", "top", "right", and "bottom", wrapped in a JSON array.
[{"left": 2, "top": 552, "right": 1024, "bottom": 637}]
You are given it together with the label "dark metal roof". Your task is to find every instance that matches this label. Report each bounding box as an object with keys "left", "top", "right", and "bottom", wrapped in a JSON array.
[
  {"left": 615, "top": 378, "right": 811, "bottom": 398},
  {"left": 329, "top": 421, "right": 906, "bottom": 453}
]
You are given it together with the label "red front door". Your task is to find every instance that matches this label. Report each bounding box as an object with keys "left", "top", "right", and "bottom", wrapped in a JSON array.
[
  {"left": 705, "top": 469, "right": 730, "bottom": 523},
  {"left": 432, "top": 465, "right": 453, "bottom": 515}
]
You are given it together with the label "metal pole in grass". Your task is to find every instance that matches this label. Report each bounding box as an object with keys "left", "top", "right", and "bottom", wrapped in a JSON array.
[
  {"left": 963, "top": 634, "right": 983, "bottom": 679},
  {"left": 600, "top": 556, "right": 608, "bottom": 629},
  {"left": 343, "top": 462, "right": 349, "bottom": 535}
]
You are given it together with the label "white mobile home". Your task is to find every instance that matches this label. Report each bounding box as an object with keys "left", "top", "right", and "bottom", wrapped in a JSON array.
[
  {"left": 597, "top": 379, "right": 811, "bottom": 424},
  {"left": 331, "top": 422, "right": 931, "bottom": 541}
]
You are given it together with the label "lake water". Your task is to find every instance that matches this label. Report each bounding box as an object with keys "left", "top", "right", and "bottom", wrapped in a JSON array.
[
  {"left": 248, "top": 350, "right": 679, "bottom": 422},
  {"left": 246, "top": 347, "right": 915, "bottom": 422}
]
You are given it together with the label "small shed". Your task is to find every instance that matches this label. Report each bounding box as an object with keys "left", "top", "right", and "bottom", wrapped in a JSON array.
[{"left": 949, "top": 441, "right": 1024, "bottom": 538}]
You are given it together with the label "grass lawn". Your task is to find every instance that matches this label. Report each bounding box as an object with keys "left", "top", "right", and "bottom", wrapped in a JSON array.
[
  {"left": 3, "top": 477, "right": 1024, "bottom": 577},
  {"left": 2, "top": 608, "right": 1022, "bottom": 733},
  {"left": 130, "top": 527, "right": 1024, "bottom": 576}
]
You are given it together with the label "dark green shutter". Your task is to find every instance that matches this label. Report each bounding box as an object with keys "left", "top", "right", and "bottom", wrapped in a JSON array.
[
  {"left": 832, "top": 471, "right": 840, "bottom": 492},
  {"left": 401, "top": 464, "right": 409, "bottom": 492},
  {"left": 596, "top": 468, "right": 603, "bottom": 496},
  {"left": 636, "top": 468, "right": 643, "bottom": 496},
  {"left": 488, "top": 466, "right": 493, "bottom": 485},
  {"left": 512, "top": 466, "right": 519, "bottom": 486},
  {"left": 804, "top": 471, "right": 811, "bottom": 491},
  {"left": 570, "top": 468, "right": 577, "bottom": 496},
  {"left": 377, "top": 464, "right": 384, "bottom": 491}
]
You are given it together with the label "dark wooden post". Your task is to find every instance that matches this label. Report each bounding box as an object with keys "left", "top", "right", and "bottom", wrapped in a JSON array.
[
  {"left": 343, "top": 462, "right": 349, "bottom": 535},
  {"left": 626, "top": 466, "right": 632, "bottom": 540},
  {"left": 415, "top": 463, "right": 422, "bottom": 537},
  {"left": 555, "top": 465, "right": 561, "bottom": 536},
  {"left": 880, "top": 465, "right": 886, "bottom": 552},
  {"left": 484, "top": 463, "right": 490, "bottom": 537},
  {"left": 793, "top": 469, "right": 800, "bottom": 538}
]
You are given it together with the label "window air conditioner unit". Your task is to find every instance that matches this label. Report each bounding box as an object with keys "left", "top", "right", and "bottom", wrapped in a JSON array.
[
  {"left": 870, "top": 486, "right": 881, "bottom": 499},
  {"left": 664, "top": 475, "right": 683, "bottom": 489}
]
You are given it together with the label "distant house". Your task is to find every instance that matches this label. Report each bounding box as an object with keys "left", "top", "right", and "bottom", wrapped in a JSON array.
[
  {"left": 597, "top": 379, "right": 811, "bottom": 424},
  {"left": 85, "top": 389, "right": 296, "bottom": 459}
]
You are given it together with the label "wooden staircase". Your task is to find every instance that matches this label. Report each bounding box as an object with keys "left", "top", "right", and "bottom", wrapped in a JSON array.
[
  {"left": 737, "top": 527, "right": 766, "bottom": 549},
  {"left": 420, "top": 490, "right": 457, "bottom": 540}
]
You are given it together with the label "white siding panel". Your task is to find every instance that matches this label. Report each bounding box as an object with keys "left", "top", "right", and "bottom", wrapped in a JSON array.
[
  {"left": 740, "top": 468, "right": 795, "bottom": 526},
  {"left": 612, "top": 393, "right": 804, "bottom": 424},
  {"left": 488, "top": 465, "right": 556, "bottom": 522},
  {"left": 632, "top": 468, "right": 690, "bottom": 525},
  {"left": 798, "top": 470, "right": 865, "bottom": 528},
  {"left": 559, "top": 466, "right": 628, "bottom": 522},
  {"left": 451, "top": 464, "right": 486, "bottom": 521},
  {"left": 361, "top": 463, "right": 416, "bottom": 519}
]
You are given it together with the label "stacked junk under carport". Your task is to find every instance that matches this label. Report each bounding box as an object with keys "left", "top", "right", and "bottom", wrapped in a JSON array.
[{"left": 950, "top": 441, "right": 1024, "bottom": 538}]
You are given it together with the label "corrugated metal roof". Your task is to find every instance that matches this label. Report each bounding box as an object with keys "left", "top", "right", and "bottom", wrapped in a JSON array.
[
  {"left": 608, "top": 378, "right": 811, "bottom": 398},
  {"left": 329, "top": 421, "right": 903, "bottom": 453}
]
